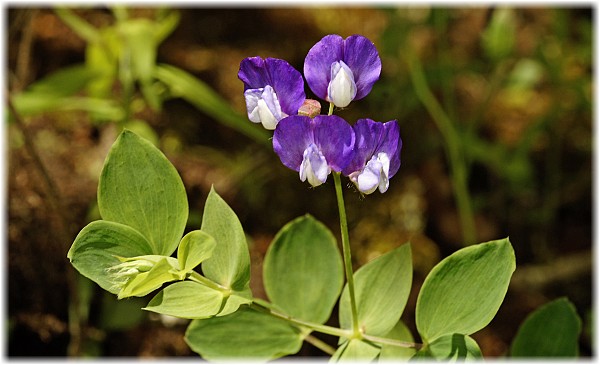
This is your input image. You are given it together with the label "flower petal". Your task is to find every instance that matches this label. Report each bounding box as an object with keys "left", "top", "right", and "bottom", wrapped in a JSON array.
[
  {"left": 343, "top": 35, "right": 382, "bottom": 100},
  {"left": 238, "top": 57, "right": 305, "bottom": 118},
  {"left": 238, "top": 57, "right": 270, "bottom": 90},
  {"left": 342, "top": 118, "right": 384, "bottom": 176},
  {"left": 273, "top": 116, "right": 314, "bottom": 171},
  {"left": 264, "top": 58, "right": 306, "bottom": 116},
  {"left": 312, "top": 115, "right": 355, "bottom": 172},
  {"left": 304, "top": 34, "right": 344, "bottom": 101},
  {"left": 379, "top": 121, "right": 402, "bottom": 179},
  {"left": 327, "top": 61, "right": 357, "bottom": 107},
  {"left": 299, "top": 143, "right": 330, "bottom": 186}
]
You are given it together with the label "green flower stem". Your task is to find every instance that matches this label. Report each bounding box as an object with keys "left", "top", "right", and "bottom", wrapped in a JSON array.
[
  {"left": 333, "top": 172, "right": 360, "bottom": 337},
  {"left": 406, "top": 51, "right": 476, "bottom": 245}
]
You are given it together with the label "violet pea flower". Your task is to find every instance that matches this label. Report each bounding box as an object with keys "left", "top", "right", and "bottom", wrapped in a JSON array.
[
  {"left": 304, "top": 34, "right": 381, "bottom": 108},
  {"left": 238, "top": 57, "right": 305, "bottom": 130},
  {"left": 342, "top": 119, "right": 402, "bottom": 194},
  {"left": 273, "top": 115, "right": 355, "bottom": 187}
]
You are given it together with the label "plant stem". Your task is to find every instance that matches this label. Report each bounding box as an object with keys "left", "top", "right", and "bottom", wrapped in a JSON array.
[
  {"left": 328, "top": 101, "right": 335, "bottom": 116},
  {"left": 304, "top": 334, "right": 336, "bottom": 355},
  {"left": 406, "top": 51, "right": 477, "bottom": 245},
  {"left": 362, "top": 333, "right": 423, "bottom": 350},
  {"left": 250, "top": 302, "right": 351, "bottom": 339},
  {"left": 250, "top": 301, "right": 422, "bottom": 351},
  {"left": 332, "top": 172, "right": 360, "bottom": 337}
]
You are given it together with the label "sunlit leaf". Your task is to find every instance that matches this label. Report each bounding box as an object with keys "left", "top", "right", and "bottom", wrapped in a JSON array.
[
  {"left": 68, "top": 220, "right": 153, "bottom": 294},
  {"left": 416, "top": 238, "right": 515, "bottom": 343},
  {"left": 177, "top": 230, "right": 217, "bottom": 273},
  {"left": 201, "top": 187, "right": 251, "bottom": 292},
  {"left": 263, "top": 215, "right": 343, "bottom": 324},
  {"left": 339, "top": 244, "right": 412, "bottom": 337},
  {"left": 144, "top": 281, "right": 223, "bottom": 319},
  {"left": 185, "top": 306, "right": 303, "bottom": 361},
  {"left": 98, "top": 130, "right": 188, "bottom": 256}
]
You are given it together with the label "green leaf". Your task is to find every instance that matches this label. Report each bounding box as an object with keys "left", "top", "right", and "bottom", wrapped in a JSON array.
[
  {"left": 331, "top": 339, "right": 380, "bottom": 362},
  {"left": 379, "top": 320, "right": 416, "bottom": 360},
  {"left": 413, "top": 334, "right": 482, "bottom": 360},
  {"left": 185, "top": 306, "right": 303, "bottom": 361},
  {"left": 117, "top": 257, "right": 180, "bottom": 299},
  {"left": 339, "top": 244, "right": 412, "bottom": 337},
  {"left": 144, "top": 281, "right": 223, "bottom": 319},
  {"left": 510, "top": 297, "right": 581, "bottom": 357},
  {"left": 98, "top": 130, "right": 188, "bottom": 256},
  {"left": 154, "top": 64, "right": 270, "bottom": 146},
  {"left": 68, "top": 220, "right": 154, "bottom": 294},
  {"left": 200, "top": 187, "right": 251, "bottom": 291},
  {"left": 178, "top": 230, "right": 217, "bottom": 273},
  {"left": 416, "top": 238, "right": 515, "bottom": 343},
  {"left": 263, "top": 215, "right": 343, "bottom": 324}
]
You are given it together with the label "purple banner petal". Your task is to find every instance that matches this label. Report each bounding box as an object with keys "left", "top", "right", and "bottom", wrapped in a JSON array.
[
  {"left": 272, "top": 116, "right": 314, "bottom": 171},
  {"left": 304, "top": 35, "right": 344, "bottom": 101},
  {"left": 344, "top": 35, "right": 382, "bottom": 100},
  {"left": 312, "top": 115, "right": 355, "bottom": 172}
]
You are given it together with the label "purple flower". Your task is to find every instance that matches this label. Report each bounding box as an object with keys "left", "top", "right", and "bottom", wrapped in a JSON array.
[
  {"left": 273, "top": 115, "right": 355, "bottom": 187},
  {"left": 304, "top": 34, "right": 381, "bottom": 108},
  {"left": 343, "top": 119, "right": 402, "bottom": 194},
  {"left": 238, "top": 57, "right": 305, "bottom": 130}
]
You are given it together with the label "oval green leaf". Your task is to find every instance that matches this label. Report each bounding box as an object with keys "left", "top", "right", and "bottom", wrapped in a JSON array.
[
  {"left": 263, "top": 215, "right": 343, "bottom": 324},
  {"left": 98, "top": 130, "right": 188, "bottom": 256},
  {"left": 68, "top": 220, "right": 154, "bottom": 294},
  {"left": 144, "top": 281, "right": 224, "bottom": 319},
  {"left": 339, "top": 244, "right": 412, "bottom": 337},
  {"left": 200, "top": 187, "right": 250, "bottom": 292},
  {"left": 510, "top": 297, "right": 581, "bottom": 357},
  {"left": 185, "top": 306, "right": 303, "bottom": 361},
  {"left": 178, "top": 230, "right": 217, "bottom": 272},
  {"left": 416, "top": 238, "right": 515, "bottom": 342}
]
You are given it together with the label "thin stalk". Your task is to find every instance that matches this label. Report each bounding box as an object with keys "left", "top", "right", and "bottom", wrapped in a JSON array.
[
  {"left": 362, "top": 333, "right": 423, "bottom": 350},
  {"left": 250, "top": 301, "right": 423, "bottom": 351},
  {"left": 250, "top": 302, "right": 351, "bottom": 339},
  {"left": 328, "top": 101, "right": 335, "bottom": 116},
  {"left": 406, "top": 51, "right": 477, "bottom": 245},
  {"left": 332, "top": 172, "right": 360, "bottom": 337},
  {"left": 303, "top": 334, "right": 336, "bottom": 355}
]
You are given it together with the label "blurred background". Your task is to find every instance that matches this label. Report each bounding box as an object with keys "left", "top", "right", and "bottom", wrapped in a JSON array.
[{"left": 6, "top": 6, "right": 592, "bottom": 358}]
